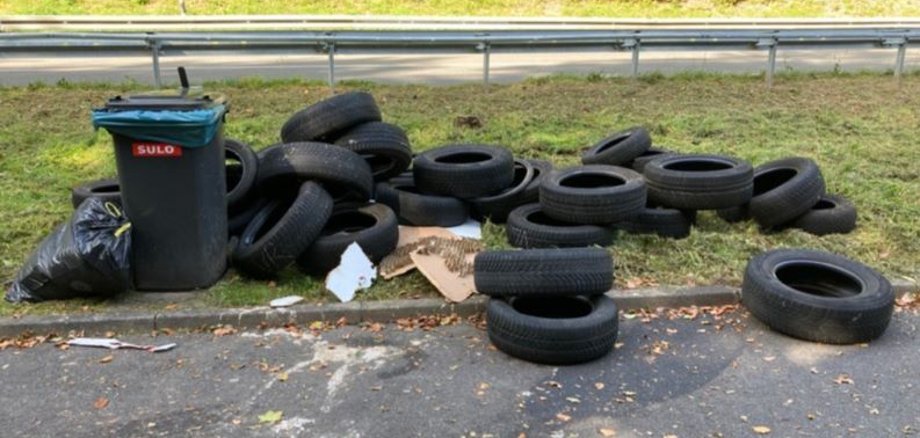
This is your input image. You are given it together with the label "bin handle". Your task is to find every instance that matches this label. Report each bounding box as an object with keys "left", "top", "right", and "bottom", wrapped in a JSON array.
[{"left": 177, "top": 67, "right": 189, "bottom": 97}]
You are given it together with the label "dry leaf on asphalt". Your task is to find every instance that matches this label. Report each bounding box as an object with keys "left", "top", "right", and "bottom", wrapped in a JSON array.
[
  {"left": 555, "top": 413, "right": 572, "bottom": 422},
  {"left": 93, "top": 397, "right": 109, "bottom": 409},
  {"left": 833, "top": 374, "right": 854, "bottom": 385},
  {"left": 258, "top": 410, "right": 283, "bottom": 424},
  {"left": 99, "top": 355, "right": 114, "bottom": 364},
  {"left": 598, "top": 427, "right": 616, "bottom": 436},
  {"left": 212, "top": 325, "right": 237, "bottom": 336},
  {"left": 752, "top": 425, "right": 771, "bottom": 434}
]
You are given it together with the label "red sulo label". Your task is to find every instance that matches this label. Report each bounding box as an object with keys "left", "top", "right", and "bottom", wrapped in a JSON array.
[{"left": 131, "top": 142, "right": 183, "bottom": 158}]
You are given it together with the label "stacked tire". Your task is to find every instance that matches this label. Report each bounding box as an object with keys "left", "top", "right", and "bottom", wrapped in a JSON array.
[
  {"left": 475, "top": 248, "right": 619, "bottom": 365},
  {"left": 374, "top": 143, "right": 552, "bottom": 226}
]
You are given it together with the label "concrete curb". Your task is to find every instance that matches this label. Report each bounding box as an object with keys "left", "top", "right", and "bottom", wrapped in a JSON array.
[{"left": 1, "top": 281, "right": 915, "bottom": 338}]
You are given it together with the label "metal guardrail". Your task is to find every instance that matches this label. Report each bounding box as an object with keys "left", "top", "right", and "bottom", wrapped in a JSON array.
[{"left": 0, "top": 28, "right": 914, "bottom": 89}]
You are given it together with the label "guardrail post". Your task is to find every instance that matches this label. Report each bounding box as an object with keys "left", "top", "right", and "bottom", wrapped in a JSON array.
[
  {"left": 478, "top": 42, "right": 491, "bottom": 88},
  {"left": 757, "top": 38, "right": 778, "bottom": 88},
  {"left": 149, "top": 40, "right": 162, "bottom": 89},
  {"left": 623, "top": 38, "right": 640, "bottom": 78},
  {"left": 325, "top": 42, "right": 336, "bottom": 93}
]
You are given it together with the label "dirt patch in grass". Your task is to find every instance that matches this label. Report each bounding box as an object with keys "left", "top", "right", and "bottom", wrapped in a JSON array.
[{"left": 1, "top": 72, "right": 918, "bottom": 314}]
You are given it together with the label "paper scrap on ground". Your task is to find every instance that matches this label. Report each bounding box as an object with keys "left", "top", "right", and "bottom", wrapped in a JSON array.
[
  {"left": 269, "top": 295, "right": 304, "bottom": 308},
  {"left": 446, "top": 219, "right": 482, "bottom": 240},
  {"left": 325, "top": 242, "right": 376, "bottom": 302},
  {"left": 410, "top": 251, "right": 476, "bottom": 302},
  {"left": 68, "top": 337, "right": 177, "bottom": 353}
]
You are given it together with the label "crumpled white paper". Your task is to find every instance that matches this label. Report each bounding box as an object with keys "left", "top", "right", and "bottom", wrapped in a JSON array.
[
  {"left": 325, "top": 242, "right": 377, "bottom": 302},
  {"left": 446, "top": 219, "right": 482, "bottom": 240}
]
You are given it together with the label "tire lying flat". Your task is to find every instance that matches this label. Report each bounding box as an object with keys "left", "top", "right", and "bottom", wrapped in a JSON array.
[
  {"left": 540, "top": 165, "right": 647, "bottom": 224},
  {"left": 581, "top": 126, "right": 651, "bottom": 166},
  {"left": 628, "top": 146, "right": 674, "bottom": 173},
  {"left": 474, "top": 247, "right": 613, "bottom": 297},
  {"left": 616, "top": 203, "right": 694, "bottom": 239},
  {"left": 296, "top": 203, "right": 399, "bottom": 275},
  {"left": 470, "top": 158, "right": 537, "bottom": 223},
  {"left": 374, "top": 180, "right": 469, "bottom": 227},
  {"left": 787, "top": 194, "right": 857, "bottom": 236},
  {"left": 413, "top": 144, "right": 514, "bottom": 199},
  {"left": 644, "top": 154, "right": 753, "bottom": 210},
  {"left": 742, "top": 248, "right": 894, "bottom": 344},
  {"left": 506, "top": 203, "right": 615, "bottom": 248},
  {"left": 231, "top": 182, "right": 333, "bottom": 279},
  {"left": 280, "top": 91, "right": 381, "bottom": 143},
  {"left": 487, "top": 295, "right": 619, "bottom": 365}
]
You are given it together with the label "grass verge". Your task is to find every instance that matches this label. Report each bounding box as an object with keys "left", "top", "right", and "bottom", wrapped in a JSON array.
[
  {"left": 1, "top": 0, "right": 919, "bottom": 18},
  {"left": 1, "top": 71, "right": 918, "bottom": 316}
]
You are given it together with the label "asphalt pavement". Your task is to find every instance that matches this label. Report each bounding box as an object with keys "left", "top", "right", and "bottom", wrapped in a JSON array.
[
  {"left": 0, "top": 46, "right": 915, "bottom": 86},
  {"left": 1, "top": 307, "right": 917, "bottom": 437}
]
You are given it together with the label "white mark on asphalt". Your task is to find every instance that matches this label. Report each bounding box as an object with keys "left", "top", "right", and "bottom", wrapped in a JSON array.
[{"left": 271, "top": 416, "right": 316, "bottom": 436}]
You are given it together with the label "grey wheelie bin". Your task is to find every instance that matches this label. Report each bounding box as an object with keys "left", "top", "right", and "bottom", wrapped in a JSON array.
[{"left": 92, "top": 69, "right": 229, "bottom": 291}]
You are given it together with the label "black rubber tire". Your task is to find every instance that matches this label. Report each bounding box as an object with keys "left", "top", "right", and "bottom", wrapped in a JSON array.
[
  {"left": 644, "top": 154, "right": 754, "bottom": 210},
  {"left": 231, "top": 182, "right": 333, "bottom": 279},
  {"left": 540, "top": 165, "right": 647, "bottom": 224},
  {"left": 256, "top": 142, "right": 373, "bottom": 200},
  {"left": 474, "top": 247, "right": 613, "bottom": 296},
  {"left": 506, "top": 203, "right": 616, "bottom": 248},
  {"left": 71, "top": 178, "right": 121, "bottom": 209},
  {"left": 470, "top": 158, "right": 536, "bottom": 223},
  {"left": 787, "top": 194, "right": 857, "bottom": 236},
  {"left": 334, "top": 122, "right": 413, "bottom": 182},
  {"left": 742, "top": 248, "right": 894, "bottom": 344},
  {"left": 522, "top": 159, "right": 553, "bottom": 201},
  {"left": 716, "top": 205, "right": 751, "bottom": 223},
  {"left": 374, "top": 181, "right": 469, "bottom": 227},
  {"left": 225, "top": 138, "right": 259, "bottom": 211},
  {"left": 228, "top": 197, "right": 270, "bottom": 236},
  {"left": 747, "top": 157, "right": 826, "bottom": 229},
  {"left": 628, "top": 147, "right": 675, "bottom": 173},
  {"left": 280, "top": 91, "right": 382, "bottom": 143},
  {"left": 296, "top": 203, "right": 399, "bottom": 275},
  {"left": 413, "top": 144, "right": 514, "bottom": 199},
  {"left": 487, "top": 295, "right": 619, "bottom": 365},
  {"left": 616, "top": 203, "right": 693, "bottom": 239},
  {"left": 581, "top": 126, "right": 651, "bottom": 166}
]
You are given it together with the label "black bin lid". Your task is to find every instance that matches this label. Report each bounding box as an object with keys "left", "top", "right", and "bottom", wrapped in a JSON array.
[{"left": 103, "top": 67, "right": 227, "bottom": 111}]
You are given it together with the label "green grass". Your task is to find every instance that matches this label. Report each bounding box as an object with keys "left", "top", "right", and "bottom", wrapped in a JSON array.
[
  {"left": 1, "top": 71, "right": 919, "bottom": 316},
  {"left": 1, "top": 0, "right": 919, "bottom": 17}
]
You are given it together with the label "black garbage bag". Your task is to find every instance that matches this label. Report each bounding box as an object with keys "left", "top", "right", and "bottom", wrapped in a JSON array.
[{"left": 5, "top": 198, "right": 132, "bottom": 303}]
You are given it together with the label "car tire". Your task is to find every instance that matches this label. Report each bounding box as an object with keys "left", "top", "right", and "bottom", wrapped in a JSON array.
[
  {"left": 280, "top": 91, "right": 381, "bottom": 143},
  {"left": 540, "top": 165, "right": 646, "bottom": 224},
  {"left": 747, "top": 157, "right": 826, "bottom": 229},
  {"left": 474, "top": 247, "right": 613, "bottom": 297},
  {"left": 628, "top": 147, "right": 675, "bottom": 173},
  {"left": 742, "top": 248, "right": 894, "bottom": 344},
  {"left": 225, "top": 138, "right": 259, "bottom": 211},
  {"left": 644, "top": 154, "right": 754, "bottom": 210},
  {"left": 487, "top": 295, "right": 619, "bottom": 365},
  {"left": 413, "top": 144, "right": 514, "bottom": 199},
  {"left": 506, "top": 203, "right": 615, "bottom": 248},
  {"left": 470, "top": 158, "right": 537, "bottom": 223},
  {"left": 787, "top": 194, "right": 857, "bottom": 236},
  {"left": 256, "top": 142, "right": 374, "bottom": 200},
  {"left": 616, "top": 203, "right": 694, "bottom": 239},
  {"left": 296, "top": 203, "right": 399, "bottom": 275},
  {"left": 581, "top": 126, "right": 651, "bottom": 166},
  {"left": 334, "top": 122, "right": 412, "bottom": 182},
  {"left": 374, "top": 181, "right": 469, "bottom": 227},
  {"left": 231, "top": 182, "right": 333, "bottom": 279}
]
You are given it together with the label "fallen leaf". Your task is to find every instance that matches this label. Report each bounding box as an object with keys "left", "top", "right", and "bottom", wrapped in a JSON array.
[
  {"left": 212, "top": 325, "right": 237, "bottom": 336},
  {"left": 93, "top": 397, "right": 109, "bottom": 409},
  {"left": 99, "top": 355, "right": 114, "bottom": 364},
  {"left": 277, "top": 372, "right": 289, "bottom": 382},
  {"left": 833, "top": 374, "right": 854, "bottom": 385},
  {"left": 555, "top": 413, "right": 572, "bottom": 423},
  {"left": 258, "top": 410, "right": 283, "bottom": 424},
  {"left": 752, "top": 425, "right": 771, "bottom": 435},
  {"left": 594, "top": 382, "right": 605, "bottom": 390},
  {"left": 598, "top": 427, "right": 616, "bottom": 436},
  {"left": 763, "top": 356, "right": 776, "bottom": 362}
]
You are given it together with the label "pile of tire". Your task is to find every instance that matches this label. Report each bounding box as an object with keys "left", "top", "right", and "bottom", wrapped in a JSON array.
[
  {"left": 474, "top": 247, "right": 619, "bottom": 365},
  {"left": 715, "top": 158, "right": 857, "bottom": 235},
  {"left": 374, "top": 143, "right": 552, "bottom": 227}
]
